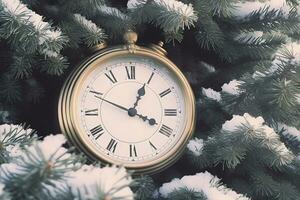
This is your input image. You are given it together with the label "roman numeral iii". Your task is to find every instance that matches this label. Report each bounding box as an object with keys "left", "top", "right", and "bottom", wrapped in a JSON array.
[
  {"left": 129, "top": 144, "right": 137, "bottom": 157},
  {"left": 159, "top": 124, "right": 173, "bottom": 137},
  {"left": 106, "top": 139, "right": 118, "bottom": 153},
  {"left": 105, "top": 70, "right": 117, "bottom": 83},
  {"left": 85, "top": 109, "right": 98, "bottom": 116},
  {"left": 159, "top": 88, "right": 171, "bottom": 98},
  {"left": 90, "top": 125, "right": 104, "bottom": 140},
  {"left": 164, "top": 109, "right": 177, "bottom": 116},
  {"left": 125, "top": 66, "right": 135, "bottom": 79}
]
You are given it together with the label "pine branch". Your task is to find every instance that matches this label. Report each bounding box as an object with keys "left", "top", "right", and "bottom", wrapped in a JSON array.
[
  {"left": 0, "top": 74, "right": 22, "bottom": 104},
  {"left": 129, "top": 0, "right": 198, "bottom": 41},
  {"left": 166, "top": 187, "right": 207, "bottom": 200},
  {"left": 24, "top": 78, "right": 45, "bottom": 103},
  {"left": 60, "top": 0, "right": 106, "bottom": 17},
  {"left": 0, "top": 124, "right": 36, "bottom": 164},
  {"left": 131, "top": 176, "right": 155, "bottom": 200},
  {"left": 275, "top": 182, "right": 300, "bottom": 200},
  {"left": 94, "top": 5, "right": 131, "bottom": 39},
  {"left": 222, "top": 6, "right": 300, "bottom": 34},
  {"left": 195, "top": 16, "right": 225, "bottom": 51},
  {"left": 191, "top": 114, "right": 295, "bottom": 172},
  {"left": 0, "top": 135, "right": 80, "bottom": 200},
  {"left": 61, "top": 14, "right": 107, "bottom": 48},
  {"left": 9, "top": 50, "right": 36, "bottom": 79},
  {"left": 205, "top": 0, "right": 237, "bottom": 17},
  {"left": 0, "top": 0, "right": 69, "bottom": 77},
  {"left": 249, "top": 169, "right": 279, "bottom": 199},
  {"left": 39, "top": 55, "right": 68, "bottom": 76}
]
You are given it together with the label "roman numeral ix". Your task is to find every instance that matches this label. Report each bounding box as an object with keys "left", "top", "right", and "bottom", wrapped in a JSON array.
[{"left": 125, "top": 66, "right": 135, "bottom": 79}]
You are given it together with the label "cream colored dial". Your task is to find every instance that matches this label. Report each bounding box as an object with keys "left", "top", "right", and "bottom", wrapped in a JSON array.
[{"left": 76, "top": 55, "right": 187, "bottom": 165}]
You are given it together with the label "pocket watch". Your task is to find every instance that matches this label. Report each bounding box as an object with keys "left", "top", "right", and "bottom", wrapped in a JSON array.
[{"left": 58, "top": 31, "right": 195, "bottom": 174}]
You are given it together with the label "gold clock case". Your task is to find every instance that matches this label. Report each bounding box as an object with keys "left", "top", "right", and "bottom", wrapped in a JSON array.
[{"left": 58, "top": 43, "right": 196, "bottom": 174}]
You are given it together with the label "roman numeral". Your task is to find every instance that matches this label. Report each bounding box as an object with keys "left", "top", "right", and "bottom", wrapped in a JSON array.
[
  {"left": 85, "top": 109, "right": 98, "bottom": 116},
  {"left": 105, "top": 70, "right": 117, "bottom": 83},
  {"left": 159, "top": 88, "right": 171, "bottom": 98},
  {"left": 129, "top": 144, "right": 137, "bottom": 157},
  {"left": 106, "top": 139, "right": 118, "bottom": 153},
  {"left": 89, "top": 90, "right": 103, "bottom": 96},
  {"left": 159, "top": 124, "right": 173, "bottom": 137},
  {"left": 149, "top": 141, "right": 157, "bottom": 150},
  {"left": 90, "top": 125, "right": 104, "bottom": 140},
  {"left": 147, "top": 72, "right": 154, "bottom": 84},
  {"left": 164, "top": 109, "right": 177, "bottom": 116},
  {"left": 125, "top": 66, "right": 135, "bottom": 79}
]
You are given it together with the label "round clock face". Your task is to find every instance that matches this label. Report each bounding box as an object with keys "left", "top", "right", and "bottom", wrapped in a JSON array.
[{"left": 64, "top": 49, "right": 195, "bottom": 171}]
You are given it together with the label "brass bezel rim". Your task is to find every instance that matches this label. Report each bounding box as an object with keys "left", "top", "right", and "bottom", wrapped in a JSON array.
[{"left": 58, "top": 45, "right": 195, "bottom": 174}]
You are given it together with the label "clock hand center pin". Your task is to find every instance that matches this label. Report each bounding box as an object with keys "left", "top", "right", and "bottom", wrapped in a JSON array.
[{"left": 95, "top": 95, "right": 157, "bottom": 126}]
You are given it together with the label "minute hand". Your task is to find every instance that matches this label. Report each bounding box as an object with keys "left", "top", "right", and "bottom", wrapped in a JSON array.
[{"left": 95, "top": 96, "right": 128, "bottom": 111}]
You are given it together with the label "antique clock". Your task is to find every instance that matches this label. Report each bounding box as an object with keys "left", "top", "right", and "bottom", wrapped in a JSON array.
[{"left": 58, "top": 31, "right": 195, "bottom": 174}]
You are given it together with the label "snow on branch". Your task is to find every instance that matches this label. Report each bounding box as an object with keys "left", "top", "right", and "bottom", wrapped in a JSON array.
[
  {"left": 73, "top": 13, "right": 107, "bottom": 47},
  {"left": 0, "top": 0, "right": 67, "bottom": 56},
  {"left": 159, "top": 171, "right": 250, "bottom": 200},
  {"left": 0, "top": 132, "right": 134, "bottom": 199},
  {"left": 187, "top": 138, "right": 204, "bottom": 157},
  {"left": 129, "top": 0, "right": 198, "bottom": 35},
  {"left": 0, "top": 124, "right": 36, "bottom": 163},
  {"left": 278, "top": 123, "right": 300, "bottom": 143},
  {"left": 233, "top": 0, "right": 290, "bottom": 18},
  {"left": 65, "top": 165, "right": 133, "bottom": 199},
  {"left": 202, "top": 80, "right": 242, "bottom": 101}
]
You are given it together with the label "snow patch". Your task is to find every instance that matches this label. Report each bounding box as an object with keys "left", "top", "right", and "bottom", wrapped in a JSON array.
[
  {"left": 278, "top": 123, "right": 300, "bottom": 142},
  {"left": 222, "top": 113, "right": 280, "bottom": 141},
  {"left": 159, "top": 171, "right": 250, "bottom": 200},
  {"left": 201, "top": 61, "right": 216, "bottom": 73},
  {"left": 221, "top": 80, "right": 242, "bottom": 95},
  {"left": 202, "top": 88, "right": 221, "bottom": 102},
  {"left": 66, "top": 165, "right": 133, "bottom": 199},
  {"left": 127, "top": 0, "right": 146, "bottom": 9},
  {"left": 233, "top": 0, "right": 289, "bottom": 18},
  {"left": 187, "top": 138, "right": 204, "bottom": 156},
  {"left": 0, "top": 124, "right": 32, "bottom": 139}
]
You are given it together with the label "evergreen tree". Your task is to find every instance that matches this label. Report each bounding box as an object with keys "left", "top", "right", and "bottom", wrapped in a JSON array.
[{"left": 0, "top": 0, "right": 299, "bottom": 200}]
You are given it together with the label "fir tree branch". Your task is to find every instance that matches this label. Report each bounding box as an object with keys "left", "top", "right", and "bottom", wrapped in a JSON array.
[
  {"left": 94, "top": 5, "right": 131, "bottom": 39},
  {"left": 131, "top": 176, "right": 155, "bottom": 200},
  {"left": 60, "top": 0, "right": 106, "bottom": 17},
  {"left": 129, "top": 0, "right": 198, "bottom": 41},
  {"left": 60, "top": 13, "right": 107, "bottom": 48}
]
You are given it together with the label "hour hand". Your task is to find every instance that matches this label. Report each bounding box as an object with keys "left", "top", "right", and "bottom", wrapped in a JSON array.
[
  {"left": 136, "top": 113, "right": 158, "bottom": 126},
  {"left": 133, "top": 84, "right": 146, "bottom": 109}
]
